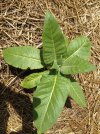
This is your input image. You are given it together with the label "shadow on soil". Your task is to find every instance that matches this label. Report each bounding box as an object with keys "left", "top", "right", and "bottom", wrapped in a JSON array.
[
  {"left": 0, "top": 82, "right": 40, "bottom": 134},
  {"left": 0, "top": 67, "right": 72, "bottom": 134},
  {"left": 0, "top": 81, "right": 72, "bottom": 134}
]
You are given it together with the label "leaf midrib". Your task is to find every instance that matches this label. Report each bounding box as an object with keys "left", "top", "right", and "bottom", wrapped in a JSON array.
[
  {"left": 50, "top": 24, "right": 56, "bottom": 61},
  {"left": 8, "top": 53, "right": 41, "bottom": 62},
  {"left": 40, "top": 75, "right": 57, "bottom": 130},
  {"left": 63, "top": 40, "right": 86, "bottom": 64}
]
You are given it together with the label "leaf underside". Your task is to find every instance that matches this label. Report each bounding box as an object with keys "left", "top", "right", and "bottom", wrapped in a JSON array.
[
  {"left": 21, "top": 71, "right": 49, "bottom": 89},
  {"left": 3, "top": 46, "right": 43, "bottom": 70},
  {"left": 43, "top": 11, "right": 68, "bottom": 65},
  {"left": 33, "top": 74, "right": 69, "bottom": 133}
]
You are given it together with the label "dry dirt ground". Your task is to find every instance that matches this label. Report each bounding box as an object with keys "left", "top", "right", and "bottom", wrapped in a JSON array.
[{"left": 0, "top": 0, "right": 100, "bottom": 134}]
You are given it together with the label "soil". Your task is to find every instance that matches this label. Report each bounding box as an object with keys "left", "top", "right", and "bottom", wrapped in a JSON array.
[{"left": 0, "top": 0, "right": 100, "bottom": 134}]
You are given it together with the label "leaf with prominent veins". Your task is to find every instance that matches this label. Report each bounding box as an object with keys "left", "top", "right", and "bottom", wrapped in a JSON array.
[
  {"left": 66, "top": 36, "right": 91, "bottom": 61},
  {"left": 61, "top": 56, "right": 96, "bottom": 74},
  {"left": 33, "top": 74, "right": 69, "bottom": 133},
  {"left": 43, "top": 11, "right": 68, "bottom": 65},
  {"left": 3, "top": 46, "right": 43, "bottom": 69}
]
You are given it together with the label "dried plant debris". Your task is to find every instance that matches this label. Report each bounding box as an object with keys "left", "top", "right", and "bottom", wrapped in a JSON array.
[{"left": 0, "top": 0, "right": 100, "bottom": 134}]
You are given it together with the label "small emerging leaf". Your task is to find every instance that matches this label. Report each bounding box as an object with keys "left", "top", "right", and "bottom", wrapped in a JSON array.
[
  {"left": 3, "top": 46, "right": 43, "bottom": 70},
  {"left": 66, "top": 78, "right": 87, "bottom": 107},
  {"left": 51, "top": 60, "right": 60, "bottom": 70},
  {"left": 33, "top": 74, "right": 69, "bottom": 133},
  {"left": 21, "top": 71, "right": 49, "bottom": 89},
  {"left": 61, "top": 56, "right": 96, "bottom": 74}
]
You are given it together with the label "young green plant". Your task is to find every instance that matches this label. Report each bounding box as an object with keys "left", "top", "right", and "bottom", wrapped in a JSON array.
[{"left": 3, "top": 11, "right": 96, "bottom": 134}]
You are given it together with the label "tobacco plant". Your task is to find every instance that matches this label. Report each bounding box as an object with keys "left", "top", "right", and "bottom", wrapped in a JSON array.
[{"left": 3, "top": 11, "right": 96, "bottom": 134}]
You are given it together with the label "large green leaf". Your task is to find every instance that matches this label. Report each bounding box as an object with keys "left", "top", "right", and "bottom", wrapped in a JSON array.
[
  {"left": 33, "top": 74, "right": 69, "bottom": 134},
  {"left": 61, "top": 56, "right": 96, "bottom": 74},
  {"left": 66, "top": 78, "right": 87, "bottom": 107},
  {"left": 67, "top": 36, "right": 91, "bottom": 60},
  {"left": 21, "top": 71, "right": 49, "bottom": 89},
  {"left": 42, "top": 11, "right": 68, "bottom": 65},
  {"left": 3, "top": 46, "right": 43, "bottom": 70}
]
